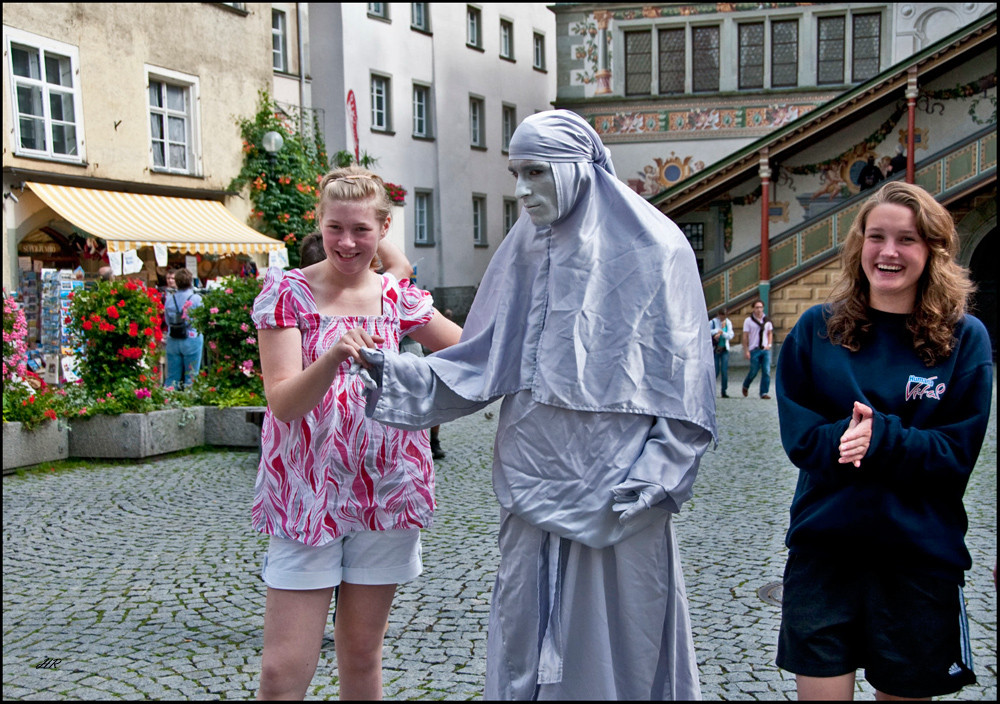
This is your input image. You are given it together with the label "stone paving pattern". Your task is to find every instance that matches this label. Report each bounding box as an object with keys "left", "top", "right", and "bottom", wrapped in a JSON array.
[{"left": 3, "top": 378, "right": 996, "bottom": 700}]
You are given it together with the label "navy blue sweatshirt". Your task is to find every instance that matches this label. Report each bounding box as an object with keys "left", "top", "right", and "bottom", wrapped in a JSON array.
[{"left": 776, "top": 304, "right": 993, "bottom": 583}]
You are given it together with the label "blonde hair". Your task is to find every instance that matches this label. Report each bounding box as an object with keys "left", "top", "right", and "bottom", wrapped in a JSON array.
[
  {"left": 825, "top": 181, "right": 975, "bottom": 366},
  {"left": 315, "top": 166, "right": 392, "bottom": 270},
  {"left": 316, "top": 166, "right": 392, "bottom": 225}
]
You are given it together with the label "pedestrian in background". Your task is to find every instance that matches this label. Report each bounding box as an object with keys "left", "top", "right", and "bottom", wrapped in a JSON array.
[
  {"left": 775, "top": 181, "right": 993, "bottom": 700},
  {"left": 710, "top": 307, "right": 734, "bottom": 397},
  {"left": 741, "top": 299, "right": 773, "bottom": 399},
  {"left": 252, "top": 166, "right": 461, "bottom": 700},
  {"left": 361, "top": 110, "right": 716, "bottom": 700},
  {"left": 163, "top": 267, "right": 203, "bottom": 390}
]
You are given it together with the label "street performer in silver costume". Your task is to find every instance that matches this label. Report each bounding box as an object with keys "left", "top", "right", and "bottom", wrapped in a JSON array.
[{"left": 359, "top": 110, "right": 717, "bottom": 699}]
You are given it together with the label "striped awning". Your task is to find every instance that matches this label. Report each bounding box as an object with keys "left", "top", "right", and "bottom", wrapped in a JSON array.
[{"left": 26, "top": 181, "right": 285, "bottom": 255}]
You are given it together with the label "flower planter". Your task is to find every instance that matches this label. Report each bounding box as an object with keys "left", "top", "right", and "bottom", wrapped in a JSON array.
[
  {"left": 3, "top": 420, "right": 70, "bottom": 471},
  {"left": 68, "top": 407, "right": 205, "bottom": 459},
  {"left": 204, "top": 405, "right": 266, "bottom": 448}
]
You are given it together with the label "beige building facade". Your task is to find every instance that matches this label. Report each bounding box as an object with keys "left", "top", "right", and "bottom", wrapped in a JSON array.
[{"left": 2, "top": 2, "right": 276, "bottom": 291}]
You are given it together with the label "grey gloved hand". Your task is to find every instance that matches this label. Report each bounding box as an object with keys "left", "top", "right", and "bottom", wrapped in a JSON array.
[
  {"left": 348, "top": 361, "right": 378, "bottom": 390},
  {"left": 357, "top": 347, "right": 384, "bottom": 416},
  {"left": 611, "top": 478, "right": 667, "bottom": 526}
]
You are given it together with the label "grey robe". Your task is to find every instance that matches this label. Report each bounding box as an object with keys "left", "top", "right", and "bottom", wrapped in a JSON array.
[{"left": 365, "top": 110, "right": 716, "bottom": 699}]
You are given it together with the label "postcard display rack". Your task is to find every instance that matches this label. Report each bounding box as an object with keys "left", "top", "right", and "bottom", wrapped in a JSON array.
[{"left": 38, "top": 268, "right": 84, "bottom": 384}]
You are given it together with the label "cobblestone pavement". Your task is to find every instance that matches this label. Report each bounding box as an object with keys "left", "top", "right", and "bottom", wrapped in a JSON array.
[{"left": 3, "top": 379, "right": 995, "bottom": 700}]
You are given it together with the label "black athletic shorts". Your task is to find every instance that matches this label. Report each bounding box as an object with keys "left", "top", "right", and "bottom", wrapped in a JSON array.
[{"left": 776, "top": 551, "right": 976, "bottom": 698}]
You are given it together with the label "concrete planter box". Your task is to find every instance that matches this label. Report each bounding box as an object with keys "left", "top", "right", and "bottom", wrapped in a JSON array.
[
  {"left": 3, "top": 420, "right": 70, "bottom": 471},
  {"left": 204, "top": 405, "right": 265, "bottom": 448},
  {"left": 68, "top": 407, "right": 205, "bottom": 459}
]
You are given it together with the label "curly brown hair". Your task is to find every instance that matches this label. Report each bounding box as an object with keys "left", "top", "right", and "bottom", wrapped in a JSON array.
[{"left": 825, "top": 181, "right": 974, "bottom": 366}]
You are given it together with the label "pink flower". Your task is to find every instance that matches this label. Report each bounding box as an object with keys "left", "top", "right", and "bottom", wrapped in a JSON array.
[
  {"left": 241, "top": 360, "right": 254, "bottom": 377},
  {"left": 135, "top": 388, "right": 152, "bottom": 400},
  {"left": 210, "top": 307, "right": 219, "bottom": 314},
  {"left": 209, "top": 341, "right": 217, "bottom": 350},
  {"left": 245, "top": 337, "right": 257, "bottom": 346},
  {"left": 240, "top": 322, "right": 249, "bottom": 332}
]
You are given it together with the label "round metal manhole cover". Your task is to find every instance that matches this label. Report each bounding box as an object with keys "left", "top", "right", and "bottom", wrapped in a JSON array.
[{"left": 758, "top": 581, "right": 783, "bottom": 606}]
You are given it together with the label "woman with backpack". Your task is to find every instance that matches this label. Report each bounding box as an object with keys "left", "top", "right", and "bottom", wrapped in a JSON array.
[{"left": 164, "top": 267, "right": 204, "bottom": 390}]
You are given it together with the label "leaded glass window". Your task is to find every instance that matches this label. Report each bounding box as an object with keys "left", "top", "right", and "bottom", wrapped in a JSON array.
[
  {"left": 738, "top": 23, "right": 764, "bottom": 89},
  {"left": 658, "top": 28, "right": 685, "bottom": 94},
  {"left": 817, "top": 16, "right": 845, "bottom": 84},
  {"left": 771, "top": 20, "right": 798, "bottom": 87},
  {"left": 625, "top": 31, "right": 652, "bottom": 95},
  {"left": 852, "top": 13, "right": 881, "bottom": 82},
  {"left": 692, "top": 26, "right": 719, "bottom": 93}
]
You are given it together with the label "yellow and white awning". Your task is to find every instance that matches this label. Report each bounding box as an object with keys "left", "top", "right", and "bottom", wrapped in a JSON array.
[{"left": 26, "top": 181, "right": 285, "bottom": 255}]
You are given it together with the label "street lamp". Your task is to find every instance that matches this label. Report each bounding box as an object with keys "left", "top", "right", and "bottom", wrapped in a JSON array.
[{"left": 261, "top": 130, "right": 284, "bottom": 157}]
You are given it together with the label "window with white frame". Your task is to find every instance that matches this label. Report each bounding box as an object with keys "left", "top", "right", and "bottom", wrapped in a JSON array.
[
  {"left": 5, "top": 28, "right": 83, "bottom": 162},
  {"left": 533, "top": 32, "right": 546, "bottom": 70},
  {"left": 470, "top": 96, "right": 485, "bottom": 148},
  {"left": 502, "top": 104, "right": 516, "bottom": 151},
  {"left": 413, "top": 84, "right": 431, "bottom": 138},
  {"left": 368, "top": 3, "right": 388, "bottom": 20},
  {"left": 472, "top": 195, "right": 487, "bottom": 245},
  {"left": 371, "top": 74, "right": 391, "bottom": 131},
  {"left": 503, "top": 198, "right": 518, "bottom": 235},
  {"left": 272, "top": 9, "right": 288, "bottom": 72},
  {"left": 500, "top": 19, "right": 514, "bottom": 59},
  {"left": 467, "top": 6, "right": 482, "bottom": 49},
  {"left": 414, "top": 191, "right": 433, "bottom": 245},
  {"left": 411, "top": 3, "right": 429, "bottom": 32},
  {"left": 147, "top": 68, "right": 199, "bottom": 174}
]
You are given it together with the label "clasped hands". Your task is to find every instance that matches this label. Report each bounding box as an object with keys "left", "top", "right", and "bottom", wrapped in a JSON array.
[{"left": 838, "top": 401, "right": 873, "bottom": 467}]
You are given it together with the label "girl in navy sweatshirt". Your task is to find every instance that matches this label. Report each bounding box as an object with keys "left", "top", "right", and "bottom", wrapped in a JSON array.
[{"left": 775, "top": 181, "right": 992, "bottom": 700}]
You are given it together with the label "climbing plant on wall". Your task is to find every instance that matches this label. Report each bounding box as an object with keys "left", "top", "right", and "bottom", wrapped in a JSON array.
[{"left": 230, "top": 91, "right": 328, "bottom": 268}]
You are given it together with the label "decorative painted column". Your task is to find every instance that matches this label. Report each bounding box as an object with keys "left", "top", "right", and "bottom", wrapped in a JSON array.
[
  {"left": 906, "top": 67, "right": 918, "bottom": 183},
  {"left": 594, "top": 11, "right": 612, "bottom": 95},
  {"left": 758, "top": 149, "right": 771, "bottom": 309}
]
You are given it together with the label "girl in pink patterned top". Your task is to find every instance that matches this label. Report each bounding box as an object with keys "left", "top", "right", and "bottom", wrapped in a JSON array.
[{"left": 252, "top": 166, "right": 462, "bottom": 700}]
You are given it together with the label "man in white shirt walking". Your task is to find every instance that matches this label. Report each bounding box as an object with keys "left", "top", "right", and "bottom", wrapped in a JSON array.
[{"left": 741, "top": 299, "right": 773, "bottom": 399}]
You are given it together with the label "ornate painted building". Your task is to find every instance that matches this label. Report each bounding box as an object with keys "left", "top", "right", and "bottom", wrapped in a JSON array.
[{"left": 553, "top": 3, "right": 996, "bottom": 351}]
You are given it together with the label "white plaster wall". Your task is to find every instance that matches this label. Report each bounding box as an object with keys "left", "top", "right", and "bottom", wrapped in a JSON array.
[
  {"left": 321, "top": 3, "right": 556, "bottom": 291},
  {"left": 893, "top": 3, "right": 997, "bottom": 61}
]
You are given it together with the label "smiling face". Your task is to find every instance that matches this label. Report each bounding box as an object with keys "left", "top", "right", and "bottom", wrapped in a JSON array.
[
  {"left": 508, "top": 159, "right": 559, "bottom": 226},
  {"left": 861, "top": 202, "right": 930, "bottom": 313},
  {"left": 320, "top": 198, "right": 387, "bottom": 277}
]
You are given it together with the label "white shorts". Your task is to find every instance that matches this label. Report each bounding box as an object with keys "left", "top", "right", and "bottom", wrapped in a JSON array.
[{"left": 261, "top": 529, "right": 422, "bottom": 590}]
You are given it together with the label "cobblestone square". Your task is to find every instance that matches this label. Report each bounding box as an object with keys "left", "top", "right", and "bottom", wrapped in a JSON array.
[{"left": 3, "top": 379, "right": 995, "bottom": 700}]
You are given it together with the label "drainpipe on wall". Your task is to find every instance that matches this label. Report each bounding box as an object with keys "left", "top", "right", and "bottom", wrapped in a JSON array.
[{"left": 296, "top": 2, "right": 306, "bottom": 135}]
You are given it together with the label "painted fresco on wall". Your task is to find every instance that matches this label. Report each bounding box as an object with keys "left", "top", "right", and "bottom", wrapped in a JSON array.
[
  {"left": 628, "top": 152, "right": 706, "bottom": 196},
  {"left": 592, "top": 103, "right": 820, "bottom": 139},
  {"left": 569, "top": 14, "right": 613, "bottom": 92}
]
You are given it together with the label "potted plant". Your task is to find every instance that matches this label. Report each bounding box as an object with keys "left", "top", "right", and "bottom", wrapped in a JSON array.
[
  {"left": 188, "top": 275, "right": 266, "bottom": 448},
  {"left": 3, "top": 293, "right": 69, "bottom": 470},
  {"left": 62, "top": 279, "right": 203, "bottom": 458}
]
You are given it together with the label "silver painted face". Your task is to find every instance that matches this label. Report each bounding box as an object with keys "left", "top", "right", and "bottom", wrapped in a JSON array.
[{"left": 509, "top": 159, "right": 558, "bottom": 227}]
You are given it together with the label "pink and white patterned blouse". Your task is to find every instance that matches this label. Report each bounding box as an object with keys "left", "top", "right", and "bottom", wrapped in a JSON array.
[{"left": 250, "top": 267, "right": 435, "bottom": 546}]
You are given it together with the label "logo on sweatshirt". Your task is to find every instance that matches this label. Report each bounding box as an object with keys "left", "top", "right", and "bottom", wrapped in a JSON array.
[{"left": 906, "top": 374, "right": 946, "bottom": 401}]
